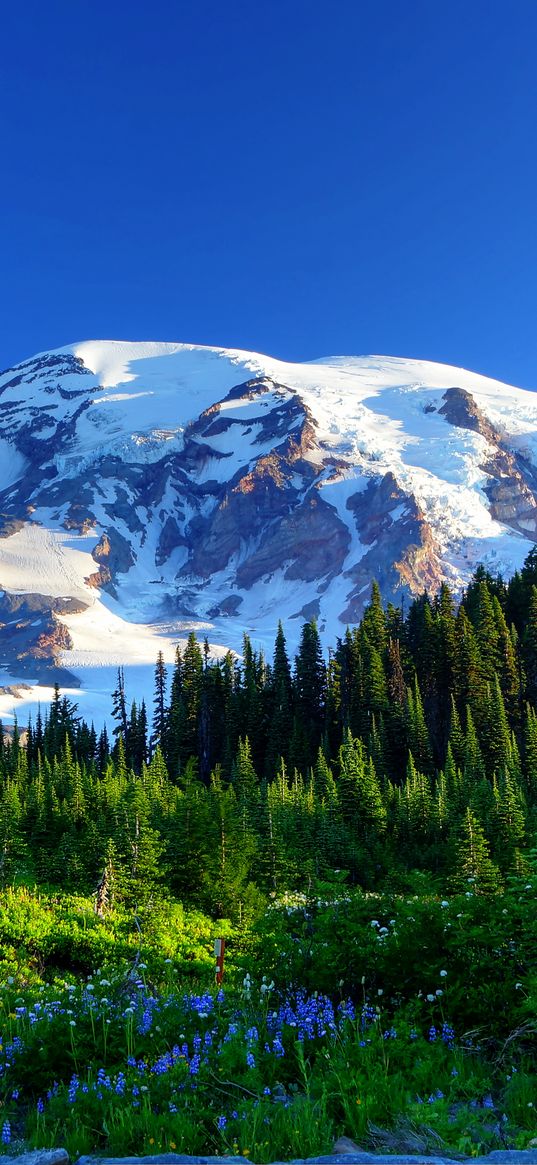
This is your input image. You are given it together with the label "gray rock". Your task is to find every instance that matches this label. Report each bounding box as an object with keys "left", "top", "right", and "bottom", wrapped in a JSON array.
[
  {"left": 474, "top": 1156, "right": 537, "bottom": 1164},
  {"left": 76, "top": 1157, "right": 252, "bottom": 1165},
  {"left": 332, "top": 1140, "right": 370, "bottom": 1156},
  {"left": 3, "top": 1151, "right": 69, "bottom": 1165}
]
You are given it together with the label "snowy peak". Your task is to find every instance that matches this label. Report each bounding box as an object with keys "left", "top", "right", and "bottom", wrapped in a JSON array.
[{"left": 1, "top": 340, "right": 537, "bottom": 721}]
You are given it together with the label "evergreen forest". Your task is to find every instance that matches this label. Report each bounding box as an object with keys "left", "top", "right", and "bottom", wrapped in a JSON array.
[{"left": 3, "top": 556, "right": 537, "bottom": 907}]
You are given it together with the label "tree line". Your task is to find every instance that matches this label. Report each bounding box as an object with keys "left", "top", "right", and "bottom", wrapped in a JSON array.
[{"left": 2, "top": 550, "right": 537, "bottom": 916}]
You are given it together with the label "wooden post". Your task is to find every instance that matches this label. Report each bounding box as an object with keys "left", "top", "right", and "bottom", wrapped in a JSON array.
[{"left": 214, "top": 937, "right": 226, "bottom": 984}]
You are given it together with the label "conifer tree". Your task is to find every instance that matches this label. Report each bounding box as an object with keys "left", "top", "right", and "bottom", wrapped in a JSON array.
[
  {"left": 450, "top": 808, "right": 501, "bottom": 893},
  {"left": 152, "top": 650, "right": 167, "bottom": 750},
  {"left": 473, "top": 580, "right": 500, "bottom": 683},
  {"left": 463, "top": 706, "right": 486, "bottom": 788},
  {"left": 523, "top": 586, "right": 537, "bottom": 706},
  {"left": 523, "top": 703, "right": 537, "bottom": 798},
  {"left": 232, "top": 736, "right": 259, "bottom": 802},
  {"left": 180, "top": 633, "right": 204, "bottom": 769},
  {"left": 405, "top": 676, "right": 433, "bottom": 774},
  {"left": 492, "top": 596, "right": 520, "bottom": 724},
  {"left": 291, "top": 620, "right": 326, "bottom": 769},
  {"left": 482, "top": 675, "right": 512, "bottom": 776},
  {"left": 361, "top": 581, "right": 387, "bottom": 653},
  {"left": 453, "top": 608, "right": 481, "bottom": 712},
  {"left": 111, "top": 668, "right": 129, "bottom": 743},
  {"left": 265, "top": 622, "right": 294, "bottom": 777}
]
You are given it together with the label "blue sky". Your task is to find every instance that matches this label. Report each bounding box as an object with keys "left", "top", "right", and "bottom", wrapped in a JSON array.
[{"left": 2, "top": 0, "right": 537, "bottom": 387}]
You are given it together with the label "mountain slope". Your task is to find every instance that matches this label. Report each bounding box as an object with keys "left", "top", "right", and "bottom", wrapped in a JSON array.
[{"left": 1, "top": 340, "right": 537, "bottom": 725}]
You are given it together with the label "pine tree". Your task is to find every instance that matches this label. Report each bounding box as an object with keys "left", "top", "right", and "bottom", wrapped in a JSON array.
[
  {"left": 453, "top": 607, "right": 481, "bottom": 712},
  {"left": 361, "top": 581, "right": 387, "bottom": 653},
  {"left": 450, "top": 808, "right": 502, "bottom": 894},
  {"left": 181, "top": 633, "right": 204, "bottom": 768},
  {"left": 463, "top": 706, "right": 486, "bottom": 788},
  {"left": 473, "top": 580, "right": 500, "bottom": 683},
  {"left": 523, "top": 586, "right": 537, "bottom": 706},
  {"left": 523, "top": 703, "right": 537, "bottom": 799},
  {"left": 405, "top": 676, "right": 433, "bottom": 774},
  {"left": 152, "top": 650, "right": 168, "bottom": 750},
  {"left": 338, "top": 730, "right": 386, "bottom": 841},
  {"left": 492, "top": 596, "right": 520, "bottom": 724},
  {"left": 291, "top": 620, "right": 326, "bottom": 770},
  {"left": 232, "top": 736, "right": 259, "bottom": 802},
  {"left": 482, "top": 675, "right": 512, "bottom": 776},
  {"left": 111, "top": 668, "right": 129, "bottom": 743},
  {"left": 491, "top": 768, "right": 526, "bottom": 866}
]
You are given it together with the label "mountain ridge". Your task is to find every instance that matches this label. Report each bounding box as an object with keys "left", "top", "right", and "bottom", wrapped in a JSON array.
[{"left": 1, "top": 339, "right": 537, "bottom": 726}]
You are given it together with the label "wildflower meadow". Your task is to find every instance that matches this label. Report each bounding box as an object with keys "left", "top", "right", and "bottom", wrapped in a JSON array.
[{"left": 0, "top": 871, "right": 535, "bottom": 1161}]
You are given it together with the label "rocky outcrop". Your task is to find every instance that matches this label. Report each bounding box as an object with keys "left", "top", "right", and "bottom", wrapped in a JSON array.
[
  {"left": 182, "top": 454, "right": 303, "bottom": 579},
  {"left": 89, "top": 531, "right": 133, "bottom": 580},
  {"left": 341, "top": 473, "right": 444, "bottom": 622},
  {"left": 439, "top": 386, "right": 501, "bottom": 444},
  {"left": 484, "top": 450, "right": 537, "bottom": 536},
  {"left": 0, "top": 592, "right": 84, "bottom": 684},
  {"left": 156, "top": 517, "right": 186, "bottom": 567},
  {"left": 440, "top": 387, "right": 537, "bottom": 542}
]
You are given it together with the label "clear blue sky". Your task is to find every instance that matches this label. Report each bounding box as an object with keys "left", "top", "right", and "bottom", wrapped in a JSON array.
[{"left": 2, "top": 0, "right": 537, "bottom": 387}]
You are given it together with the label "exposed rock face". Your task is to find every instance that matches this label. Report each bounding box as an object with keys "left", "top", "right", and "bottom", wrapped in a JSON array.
[
  {"left": 237, "top": 491, "right": 350, "bottom": 588},
  {"left": 0, "top": 592, "right": 83, "bottom": 683},
  {"left": 87, "top": 529, "right": 136, "bottom": 594},
  {"left": 439, "top": 386, "right": 501, "bottom": 444},
  {"left": 440, "top": 386, "right": 537, "bottom": 541},
  {"left": 341, "top": 473, "right": 443, "bottom": 622}
]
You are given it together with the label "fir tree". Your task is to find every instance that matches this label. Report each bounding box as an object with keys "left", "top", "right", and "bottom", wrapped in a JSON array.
[{"left": 450, "top": 808, "right": 502, "bottom": 894}]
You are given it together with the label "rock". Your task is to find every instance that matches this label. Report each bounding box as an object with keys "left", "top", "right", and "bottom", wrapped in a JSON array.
[
  {"left": 76, "top": 1157, "right": 251, "bottom": 1165},
  {"left": 440, "top": 386, "right": 537, "bottom": 542},
  {"left": 439, "top": 386, "right": 501, "bottom": 444},
  {"left": 474, "top": 1156, "right": 537, "bottom": 1163},
  {"left": 332, "top": 1138, "right": 370, "bottom": 1155},
  {"left": 2, "top": 1151, "right": 69, "bottom": 1165},
  {"left": 341, "top": 472, "right": 444, "bottom": 622}
]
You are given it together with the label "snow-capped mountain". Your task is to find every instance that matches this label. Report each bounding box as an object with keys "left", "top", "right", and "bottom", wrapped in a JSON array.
[{"left": 1, "top": 339, "right": 537, "bottom": 726}]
